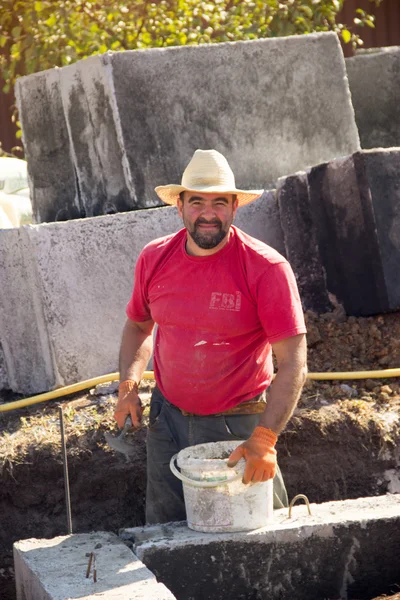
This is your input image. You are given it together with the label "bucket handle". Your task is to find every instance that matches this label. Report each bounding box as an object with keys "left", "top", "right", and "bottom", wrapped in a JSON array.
[{"left": 170, "top": 454, "right": 242, "bottom": 488}]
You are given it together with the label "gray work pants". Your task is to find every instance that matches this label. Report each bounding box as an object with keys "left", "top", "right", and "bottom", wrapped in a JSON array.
[{"left": 146, "top": 387, "right": 288, "bottom": 524}]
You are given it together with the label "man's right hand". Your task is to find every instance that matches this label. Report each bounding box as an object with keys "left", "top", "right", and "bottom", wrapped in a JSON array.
[{"left": 114, "top": 380, "right": 143, "bottom": 428}]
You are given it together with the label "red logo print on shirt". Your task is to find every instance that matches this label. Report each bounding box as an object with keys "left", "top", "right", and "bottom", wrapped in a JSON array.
[{"left": 209, "top": 292, "right": 241, "bottom": 311}]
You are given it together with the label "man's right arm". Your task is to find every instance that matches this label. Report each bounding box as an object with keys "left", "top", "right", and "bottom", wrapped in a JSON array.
[{"left": 115, "top": 318, "right": 155, "bottom": 428}]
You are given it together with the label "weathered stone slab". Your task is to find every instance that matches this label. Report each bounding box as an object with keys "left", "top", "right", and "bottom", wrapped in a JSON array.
[
  {"left": 307, "top": 153, "right": 389, "bottom": 316},
  {"left": 15, "top": 69, "right": 80, "bottom": 223},
  {"left": 277, "top": 172, "right": 332, "bottom": 313},
  {"left": 14, "top": 532, "right": 176, "bottom": 600},
  {"left": 59, "top": 56, "right": 137, "bottom": 217},
  {"left": 346, "top": 47, "right": 400, "bottom": 149},
  {"left": 109, "top": 32, "right": 359, "bottom": 205},
  {"left": 124, "top": 495, "right": 400, "bottom": 600}
]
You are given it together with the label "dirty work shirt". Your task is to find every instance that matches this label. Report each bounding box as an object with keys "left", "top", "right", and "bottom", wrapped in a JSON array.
[{"left": 126, "top": 225, "right": 306, "bottom": 415}]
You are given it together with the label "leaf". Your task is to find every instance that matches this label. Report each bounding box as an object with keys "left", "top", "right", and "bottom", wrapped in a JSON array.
[
  {"left": 342, "top": 29, "right": 351, "bottom": 44},
  {"left": 0, "top": 35, "right": 7, "bottom": 47},
  {"left": 11, "top": 26, "right": 22, "bottom": 38},
  {"left": 34, "top": 1, "right": 43, "bottom": 11}
]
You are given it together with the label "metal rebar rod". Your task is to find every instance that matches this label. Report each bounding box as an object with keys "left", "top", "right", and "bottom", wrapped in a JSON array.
[{"left": 59, "top": 406, "right": 73, "bottom": 534}]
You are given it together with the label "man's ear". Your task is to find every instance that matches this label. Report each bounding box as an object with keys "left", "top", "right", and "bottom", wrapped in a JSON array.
[
  {"left": 232, "top": 195, "right": 239, "bottom": 217},
  {"left": 177, "top": 196, "right": 184, "bottom": 219}
]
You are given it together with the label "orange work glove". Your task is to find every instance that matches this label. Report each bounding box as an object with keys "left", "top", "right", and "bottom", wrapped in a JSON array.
[
  {"left": 227, "top": 426, "right": 277, "bottom": 484},
  {"left": 114, "top": 380, "right": 143, "bottom": 429}
]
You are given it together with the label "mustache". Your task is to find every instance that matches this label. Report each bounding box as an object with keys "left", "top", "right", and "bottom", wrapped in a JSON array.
[{"left": 194, "top": 217, "right": 222, "bottom": 227}]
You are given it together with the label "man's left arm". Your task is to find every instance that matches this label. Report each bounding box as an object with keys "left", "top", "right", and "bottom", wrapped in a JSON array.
[{"left": 228, "top": 333, "right": 307, "bottom": 483}]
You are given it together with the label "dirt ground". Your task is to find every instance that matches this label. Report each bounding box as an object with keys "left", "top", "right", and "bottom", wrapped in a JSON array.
[{"left": 0, "top": 308, "right": 400, "bottom": 600}]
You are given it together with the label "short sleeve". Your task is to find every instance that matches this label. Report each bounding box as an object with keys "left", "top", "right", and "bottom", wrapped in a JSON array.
[
  {"left": 126, "top": 252, "right": 152, "bottom": 322},
  {"left": 257, "top": 261, "right": 306, "bottom": 343}
]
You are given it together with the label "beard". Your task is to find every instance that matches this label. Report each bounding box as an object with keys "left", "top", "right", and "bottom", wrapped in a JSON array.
[{"left": 187, "top": 217, "right": 229, "bottom": 249}]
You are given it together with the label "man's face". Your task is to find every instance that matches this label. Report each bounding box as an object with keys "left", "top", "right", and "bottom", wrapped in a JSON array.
[{"left": 177, "top": 192, "right": 238, "bottom": 251}]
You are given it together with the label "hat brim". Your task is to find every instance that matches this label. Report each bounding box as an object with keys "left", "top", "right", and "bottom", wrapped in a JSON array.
[{"left": 155, "top": 184, "right": 263, "bottom": 207}]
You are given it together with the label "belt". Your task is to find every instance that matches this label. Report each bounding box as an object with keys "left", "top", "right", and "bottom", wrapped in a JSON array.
[{"left": 179, "top": 398, "right": 267, "bottom": 418}]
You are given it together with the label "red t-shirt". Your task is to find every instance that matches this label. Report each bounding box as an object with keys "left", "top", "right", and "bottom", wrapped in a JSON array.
[{"left": 126, "top": 225, "right": 306, "bottom": 414}]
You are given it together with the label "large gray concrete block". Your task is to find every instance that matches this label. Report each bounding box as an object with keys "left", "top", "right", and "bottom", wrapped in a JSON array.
[
  {"left": 109, "top": 32, "right": 359, "bottom": 204},
  {"left": 124, "top": 495, "right": 400, "bottom": 600},
  {"left": 15, "top": 69, "right": 80, "bottom": 223},
  {"left": 346, "top": 47, "right": 400, "bottom": 149},
  {"left": 17, "top": 32, "right": 359, "bottom": 223},
  {"left": 14, "top": 531, "right": 176, "bottom": 600},
  {"left": 22, "top": 207, "right": 182, "bottom": 388},
  {"left": 277, "top": 172, "right": 332, "bottom": 313}
]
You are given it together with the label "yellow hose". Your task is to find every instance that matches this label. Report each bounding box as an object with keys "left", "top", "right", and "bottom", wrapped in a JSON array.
[
  {"left": 0, "top": 371, "right": 154, "bottom": 413},
  {"left": 0, "top": 367, "right": 399, "bottom": 413}
]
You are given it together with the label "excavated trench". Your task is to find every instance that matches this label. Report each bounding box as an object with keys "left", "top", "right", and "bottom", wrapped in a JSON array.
[{"left": 1, "top": 310, "right": 400, "bottom": 599}]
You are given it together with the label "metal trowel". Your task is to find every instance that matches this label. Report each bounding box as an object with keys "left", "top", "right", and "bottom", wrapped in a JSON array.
[{"left": 104, "top": 416, "right": 137, "bottom": 460}]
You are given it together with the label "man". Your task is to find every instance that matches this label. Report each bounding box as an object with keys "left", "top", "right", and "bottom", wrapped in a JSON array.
[{"left": 115, "top": 149, "right": 307, "bottom": 524}]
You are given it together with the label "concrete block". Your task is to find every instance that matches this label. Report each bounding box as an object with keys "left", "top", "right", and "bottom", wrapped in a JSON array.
[
  {"left": 277, "top": 172, "right": 332, "bottom": 313},
  {"left": 21, "top": 207, "right": 182, "bottom": 388},
  {"left": 234, "top": 190, "right": 286, "bottom": 256},
  {"left": 0, "top": 228, "right": 56, "bottom": 394},
  {"left": 14, "top": 531, "right": 176, "bottom": 600},
  {"left": 15, "top": 69, "right": 79, "bottom": 223},
  {"left": 59, "top": 56, "right": 137, "bottom": 217},
  {"left": 124, "top": 495, "right": 400, "bottom": 600},
  {"left": 18, "top": 32, "right": 359, "bottom": 222},
  {"left": 109, "top": 32, "right": 359, "bottom": 205},
  {"left": 307, "top": 153, "right": 389, "bottom": 316},
  {"left": 346, "top": 47, "right": 400, "bottom": 149},
  {"left": 362, "top": 149, "right": 400, "bottom": 309}
]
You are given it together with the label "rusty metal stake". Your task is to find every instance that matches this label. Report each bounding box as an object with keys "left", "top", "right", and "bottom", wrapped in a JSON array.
[
  {"left": 86, "top": 552, "right": 97, "bottom": 582},
  {"left": 59, "top": 406, "right": 72, "bottom": 534}
]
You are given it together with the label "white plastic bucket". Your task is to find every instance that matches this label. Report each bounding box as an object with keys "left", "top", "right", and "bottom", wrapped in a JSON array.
[{"left": 170, "top": 441, "right": 274, "bottom": 532}]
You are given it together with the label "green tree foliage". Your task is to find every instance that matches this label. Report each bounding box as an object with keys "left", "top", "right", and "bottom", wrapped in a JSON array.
[{"left": 0, "top": 0, "right": 384, "bottom": 94}]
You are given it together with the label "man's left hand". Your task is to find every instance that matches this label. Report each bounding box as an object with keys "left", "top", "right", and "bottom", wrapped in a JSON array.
[{"left": 227, "top": 426, "right": 277, "bottom": 484}]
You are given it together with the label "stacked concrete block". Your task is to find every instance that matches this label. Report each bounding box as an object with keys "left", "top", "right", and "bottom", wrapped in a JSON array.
[
  {"left": 277, "top": 149, "right": 400, "bottom": 317},
  {"left": 16, "top": 32, "right": 360, "bottom": 223},
  {"left": 14, "top": 532, "right": 176, "bottom": 600},
  {"left": 124, "top": 495, "right": 400, "bottom": 600},
  {"left": 346, "top": 47, "right": 400, "bottom": 149}
]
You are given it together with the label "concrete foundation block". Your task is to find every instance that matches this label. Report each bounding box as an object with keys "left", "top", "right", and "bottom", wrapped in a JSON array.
[
  {"left": 346, "top": 47, "right": 400, "bottom": 149},
  {"left": 123, "top": 495, "right": 400, "bottom": 600},
  {"left": 13, "top": 531, "right": 176, "bottom": 600},
  {"left": 15, "top": 69, "right": 80, "bottom": 224},
  {"left": 277, "top": 172, "right": 332, "bottom": 313},
  {"left": 109, "top": 32, "right": 359, "bottom": 205}
]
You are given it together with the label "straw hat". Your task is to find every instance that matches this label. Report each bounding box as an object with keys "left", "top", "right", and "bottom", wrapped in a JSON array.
[{"left": 155, "top": 149, "right": 263, "bottom": 207}]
